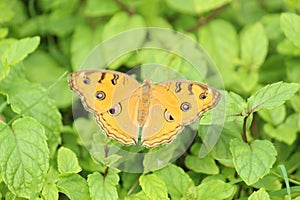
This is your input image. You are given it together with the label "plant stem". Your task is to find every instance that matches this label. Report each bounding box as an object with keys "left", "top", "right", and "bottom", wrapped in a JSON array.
[
  {"left": 242, "top": 115, "right": 249, "bottom": 143},
  {"left": 114, "top": 0, "right": 135, "bottom": 15},
  {"left": 186, "top": 4, "right": 227, "bottom": 32}
]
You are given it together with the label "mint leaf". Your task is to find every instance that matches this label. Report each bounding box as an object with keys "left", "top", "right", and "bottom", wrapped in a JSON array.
[
  {"left": 198, "top": 19, "right": 238, "bottom": 85},
  {"left": 42, "top": 168, "right": 59, "bottom": 200},
  {"left": 286, "top": 58, "right": 300, "bottom": 83},
  {"left": 0, "top": 66, "right": 62, "bottom": 155},
  {"left": 230, "top": 139, "right": 277, "bottom": 185},
  {"left": 0, "top": 117, "right": 49, "bottom": 198},
  {"left": 23, "top": 50, "right": 72, "bottom": 108},
  {"left": 240, "top": 23, "right": 268, "bottom": 69},
  {"left": 58, "top": 147, "right": 82, "bottom": 174},
  {"left": 42, "top": 183, "right": 58, "bottom": 200},
  {"left": 125, "top": 191, "right": 150, "bottom": 200},
  {"left": 0, "top": 60, "right": 10, "bottom": 81},
  {"left": 277, "top": 39, "right": 300, "bottom": 56},
  {"left": 0, "top": 1, "right": 14, "bottom": 23},
  {"left": 102, "top": 12, "right": 146, "bottom": 40},
  {"left": 0, "top": 28, "right": 8, "bottom": 39},
  {"left": 154, "top": 164, "right": 194, "bottom": 199},
  {"left": 165, "top": 0, "right": 231, "bottom": 14},
  {"left": 247, "top": 82, "right": 300, "bottom": 112},
  {"left": 263, "top": 114, "right": 298, "bottom": 145},
  {"left": 280, "top": 13, "right": 300, "bottom": 49},
  {"left": 57, "top": 174, "right": 89, "bottom": 200},
  {"left": 196, "top": 180, "right": 235, "bottom": 199},
  {"left": 248, "top": 188, "right": 270, "bottom": 200},
  {"left": 71, "top": 23, "right": 103, "bottom": 69},
  {"left": 225, "top": 91, "right": 247, "bottom": 117},
  {"left": 3, "top": 36, "right": 40, "bottom": 67},
  {"left": 139, "top": 174, "right": 169, "bottom": 200},
  {"left": 185, "top": 155, "right": 219, "bottom": 174},
  {"left": 258, "top": 104, "right": 286, "bottom": 126},
  {"left": 87, "top": 170, "right": 119, "bottom": 200},
  {"left": 85, "top": 0, "right": 119, "bottom": 17}
]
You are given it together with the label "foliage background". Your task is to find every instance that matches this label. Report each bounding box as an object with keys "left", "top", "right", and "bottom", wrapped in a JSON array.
[{"left": 0, "top": 0, "right": 300, "bottom": 199}]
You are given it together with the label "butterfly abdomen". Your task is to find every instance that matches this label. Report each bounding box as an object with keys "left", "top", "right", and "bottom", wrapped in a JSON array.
[{"left": 136, "top": 79, "right": 153, "bottom": 126}]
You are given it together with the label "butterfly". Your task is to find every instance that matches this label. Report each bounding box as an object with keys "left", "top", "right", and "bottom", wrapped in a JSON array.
[{"left": 68, "top": 70, "right": 221, "bottom": 148}]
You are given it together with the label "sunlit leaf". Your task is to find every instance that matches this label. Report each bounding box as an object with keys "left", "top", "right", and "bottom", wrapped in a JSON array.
[
  {"left": 230, "top": 139, "right": 277, "bottom": 185},
  {"left": 0, "top": 117, "right": 49, "bottom": 198}
]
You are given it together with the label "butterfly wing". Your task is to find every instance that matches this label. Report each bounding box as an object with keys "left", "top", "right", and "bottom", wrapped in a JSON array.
[
  {"left": 68, "top": 70, "right": 141, "bottom": 145},
  {"left": 141, "top": 80, "right": 221, "bottom": 148}
]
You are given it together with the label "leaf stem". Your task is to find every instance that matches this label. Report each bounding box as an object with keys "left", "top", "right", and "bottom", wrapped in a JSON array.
[
  {"left": 114, "top": 0, "right": 135, "bottom": 15},
  {"left": 186, "top": 4, "right": 227, "bottom": 32},
  {"left": 127, "top": 179, "right": 139, "bottom": 195},
  {"left": 103, "top": 166, "right": 109, "bottom": 178}
]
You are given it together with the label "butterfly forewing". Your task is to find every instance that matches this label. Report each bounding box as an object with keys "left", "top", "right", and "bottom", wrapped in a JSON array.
[{"left": 68, "top": 70, "right": 141, "bottom": 145}]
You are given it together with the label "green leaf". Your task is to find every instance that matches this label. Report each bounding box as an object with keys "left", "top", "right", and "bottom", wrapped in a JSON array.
[
  {"left": 211, "top": 122, "right": 242, "bottom": 166},
  {"left": 247, "top": 82, "right": 300, "bottom": 112},
  {"left": 0, "top": 28, "right": 8, "bottom": 39},
  {"left": 71, "top": 23, "right": 103, "bottom": 69},
  {"left": 291, "top": 94, "right": 300, "bottom": 112},
  {"left": 253, "top": 174, "right": 282, "bottom": 191},
  {"left": 42, "top": 167, "right": 59, "bottom": 200},
  {"left": 87, "top": 171, "right": 119, "bottom": 200},
  {"left": 261, "top": 14, "right": 281, "bottom": 41},
  {"left": 286, "top": 58, "right": 300, "bottom": 83},
  {"left": 125, "top": 191, "right": 150, "bottom": 200},
  {"left": 165, "top": 0, "right": 231, "bottom": 14},
  {"left": 0, "top": 1, "right": 14, "bottom": 23},
  {"left": 263, "top": 114, "right": 298, "bottom": 145},
  {"left": 248, "top": 188, "right": 270, "bottom": 200},
  {"left": 0, "top": 60, "right": 10, "bottom": 81},
  {"left": 23, "top": 50, "right": 72, "bottom": 108},
  {"left": 154, "top": 164, "right": 194, "bottom": 199},
  {"left": 139, "top": 174, "right": 169, "bottom": 200},
  {"left": 225, "top": 91, "right": 247, "bottom": 117},
  {"left": 57, "top": 147, "right": 82, "bottom": 174},
  {"left": 0, "top": 117, "right": 49, "bottom": 198},
  {"left": 101, "top": 12, "right": 146, "bottom": 69},
  {"left": 240, "top": 23, "right": 268, "bottom": 69},
  {"left": 57, "top": 174, "right": 90, "bottom": 200},
  {"left": 280, "top": 13, "right": 300, "bottom": 49},
  {"left": 196, "top": 180, "right": 235, "bottom": 199},
  {"left": 0, "top": 66, "right": 62, "bottom": 156},
  {"left": 2, "top": 37, "right": 40, "bottom": 67},
  {"left": 258, "top": 104, "right": 286, "bottom": 126},
  {"left": 41, "top": 183, "right": 58, "bottom": 200},
  {"left": 277, "top": 39, "right": 300, "bottom": 56},
  {"left": 85, "top": 0, "right": 119, "bottom": 17},
  {"left": 198, "top": 19, "right": 238, "bottom": 86},
  {"left": 230, "top": 139, "right": 277, "bottom": 185},
  {"left": 199, "top": 19, "right": 238, "bottom": 70},
  {"left": 185, "top": 155, "right": 219, "bottom": 174},
  {"left": 102, "top": 12, "right": 146, "bottom": 40}
]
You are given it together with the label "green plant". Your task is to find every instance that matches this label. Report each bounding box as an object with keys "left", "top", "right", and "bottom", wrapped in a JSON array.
[{"left": 0, "top": 0, "right": 300, "bottom": 199}]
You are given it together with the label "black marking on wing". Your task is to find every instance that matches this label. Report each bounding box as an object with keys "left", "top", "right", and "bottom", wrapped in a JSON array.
[
  {"left": 175, "top": 82, "right": 182, "bottom": 93},
  {"left": 98, "top": 72, "right": 106, "bottom": 83},
  {"left": 111, "top": 73, "right": 119, "bottom": 85},
  {"left": 188, "top": 83, "right": 193, "bottom": 95}
]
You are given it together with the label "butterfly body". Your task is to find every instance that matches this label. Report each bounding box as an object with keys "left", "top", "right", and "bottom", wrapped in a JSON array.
[{"left": 69, "top": 70, "right": 221, "bottom": 148}]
